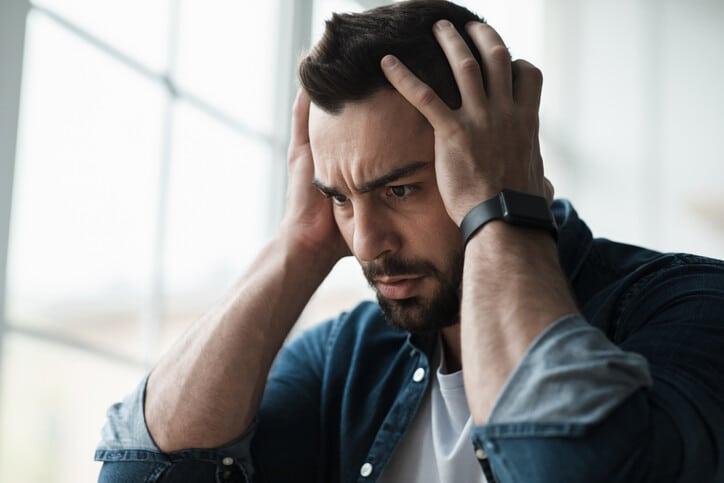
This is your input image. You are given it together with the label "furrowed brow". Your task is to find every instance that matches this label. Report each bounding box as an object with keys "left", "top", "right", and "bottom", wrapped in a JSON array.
[
  {"left": 311, "top": 178, "right": 344, "bottom": 198},
  {"left": 356, "top": 161, "right": 430, "bottom": 193},
  {"left": 312, "top": 161, "right": 430, "bottom": 197}
]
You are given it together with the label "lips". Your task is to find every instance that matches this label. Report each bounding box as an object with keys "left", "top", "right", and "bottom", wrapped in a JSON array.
[{"left": 374, "top": 275, "right": 425, "bottom": 300}]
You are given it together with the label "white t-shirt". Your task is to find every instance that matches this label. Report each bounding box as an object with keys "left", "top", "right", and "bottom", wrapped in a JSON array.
[{"left": 378, "top": 338, "right": 487, "bottom": 483}]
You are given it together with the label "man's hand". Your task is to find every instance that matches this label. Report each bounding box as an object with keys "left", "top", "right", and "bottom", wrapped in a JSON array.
[
  {"left": 384, "top": 20, "right": 577, "bottom": 424},
  {"left": 279, "top": 89, "right": 350, "bottom": 262},
  {"left": 380, "top": 20, "right": 552, "bottom": 225},
  {"left": 145, "top": 90, "right": 352, "bottom": 452}
]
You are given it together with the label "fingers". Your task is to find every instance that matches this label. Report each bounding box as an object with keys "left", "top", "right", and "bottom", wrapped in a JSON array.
[
  {"left": 512, "top": 59, "right": 543, "bottom": 109},
  {"left": 432, "top": 20, "right": 486, "bottom": 108},
  {"left": 290, "top": 88, "right": 311, "bottom": 147},
  {"left": 381, "top": 21, "right": 542, "bottom": 131},
  {"left": 465, "top": 22, "right": 512, "bottom": 102},
  {"left": 380, "top": 54, "right": 454, "bottom": 128}
]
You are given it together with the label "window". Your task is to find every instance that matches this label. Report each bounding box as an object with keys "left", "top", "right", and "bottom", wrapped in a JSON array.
[{"left": 0, "top": 0, "right": 306, "bottom": 481}]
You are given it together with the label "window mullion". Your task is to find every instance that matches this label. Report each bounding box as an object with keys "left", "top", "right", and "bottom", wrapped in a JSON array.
[
  {"left": 0, "top": 0, "right": 31, "bottom": 396},
  {"left": 142, "top": 0, "right": 182, "bottom": 366},
  {"left": 33, "top": 4, "right": 164, "bottom": 85},
  {"left": 34, "top": 3, "right": 275, "bottom": 148}
]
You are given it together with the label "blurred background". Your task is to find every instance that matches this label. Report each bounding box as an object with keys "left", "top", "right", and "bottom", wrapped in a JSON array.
[{"left": 0, "top": 0, "right": 722, "bottom": 480}]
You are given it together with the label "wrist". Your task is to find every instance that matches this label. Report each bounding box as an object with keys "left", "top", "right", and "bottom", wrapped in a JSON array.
[
  {"left": 275, "top": 227, "right": 341, "bottom": 274},
  {"left": 464, "top": 221, "right": 558, "bottom": 264},
  {"left": 462, "top": 221, "right": 578, "bottom": 318},
  {"left": 458, "top": 189, "right": 558, "bottom": 250}
]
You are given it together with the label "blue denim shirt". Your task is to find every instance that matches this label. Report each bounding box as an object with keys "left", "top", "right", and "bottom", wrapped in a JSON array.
[{"left": 95, "top": 200, "right": 724, "bottom": 482}]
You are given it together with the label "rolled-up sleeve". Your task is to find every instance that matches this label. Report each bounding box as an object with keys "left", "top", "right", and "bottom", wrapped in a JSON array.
[
  {"left": 486, "top": 314, "right": 652, "bottom": 425},
  {"left": 471, "top": 266, "right": 724, "bottom": 483},
  {"left": 95, "top": 317, "right": 338, "bottom": 483},
  {"left": 95, "top": 372, "right": 258, "bottom": 482}
]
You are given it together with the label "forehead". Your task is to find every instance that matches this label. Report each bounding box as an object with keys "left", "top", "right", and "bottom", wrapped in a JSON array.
[{"left": 308, "top": 90, "right": 434, "bottom": 187}]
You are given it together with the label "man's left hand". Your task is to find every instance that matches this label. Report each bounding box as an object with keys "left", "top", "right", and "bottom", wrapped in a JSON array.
[{"left": 381, "top": 19, "right": 553, "bottom": 225}]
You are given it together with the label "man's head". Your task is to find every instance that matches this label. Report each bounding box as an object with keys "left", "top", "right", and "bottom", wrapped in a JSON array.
[
  {"left": 300, "top": 1, "right": 485, "bottom": 333},
  {"left": 300, "top": 0, "right": 484, "bottom": 113}
]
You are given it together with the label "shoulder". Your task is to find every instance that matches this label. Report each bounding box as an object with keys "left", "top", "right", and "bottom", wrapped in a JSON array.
[
  {"left": 578, "top": 238, "right": 724, "bottom": 339},
  {"left": 613, "top": 252, "right": 724, "bottom": 335}
]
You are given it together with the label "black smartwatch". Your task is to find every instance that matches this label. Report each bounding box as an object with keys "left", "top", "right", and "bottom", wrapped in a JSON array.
[{"left": 459, "top": 190, "right": 558, "bottom": 248}]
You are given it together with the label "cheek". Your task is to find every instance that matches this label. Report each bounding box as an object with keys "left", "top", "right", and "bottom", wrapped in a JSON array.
[
  {"left": 400, "top": 209, "right": 459, "bottom": 259},
  {"left": 421, "top": 200, "right": 460, "bottom": 249},
  {"left": 408, "top": 188, "right": 458, "bottom": 236},
  {"left": 420, "top": 227, "right": 460, "bottom": 268}
]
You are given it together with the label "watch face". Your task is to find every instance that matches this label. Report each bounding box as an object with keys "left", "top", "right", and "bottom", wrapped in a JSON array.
[{"left": 500, "top": 190, "right": 553, "bottom": 225}]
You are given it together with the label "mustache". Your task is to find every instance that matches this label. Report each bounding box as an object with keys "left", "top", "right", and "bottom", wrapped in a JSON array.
[{"left": 362, "top": 256, "right": 438, "bottom": 281}]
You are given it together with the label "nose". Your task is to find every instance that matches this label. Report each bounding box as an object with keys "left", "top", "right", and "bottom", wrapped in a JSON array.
[{"left": 352, "top": 203, "right": 400, "bottom": 263}]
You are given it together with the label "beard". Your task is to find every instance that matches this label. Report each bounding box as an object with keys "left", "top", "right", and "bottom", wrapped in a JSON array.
[{"left": 361, "top": 247, "right": 464, "bottom": 333}]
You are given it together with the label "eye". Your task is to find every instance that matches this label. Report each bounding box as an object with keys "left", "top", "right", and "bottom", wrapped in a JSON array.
[
  {"left": 385, "top": 185, "right": 417, "bottom": 200},
  {"left": 331, "top": 194, "right": 348, "bottom": 206}
]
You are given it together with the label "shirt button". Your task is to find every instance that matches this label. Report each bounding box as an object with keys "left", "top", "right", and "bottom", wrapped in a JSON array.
[
  {"left": 360, "top": 462, "right": 373, "bottom": 477},
  {"left": 475, "top": 448, "right": 487, "bottom": 460},
  {"left": 412, "top": 367, "right": 426, "bottom": 382},
  {"left": 222, "top": 457, "right": 234, "bottom": 466}
]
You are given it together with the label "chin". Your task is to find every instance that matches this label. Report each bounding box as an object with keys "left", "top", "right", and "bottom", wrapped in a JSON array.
[{"left": 377, "top": 292, "right": 459, "bottom": 334}]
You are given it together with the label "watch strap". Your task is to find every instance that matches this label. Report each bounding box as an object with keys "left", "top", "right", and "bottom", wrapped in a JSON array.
[
  {"left": 460, "top": 193, "right": 505, "bottom": 247},
  {"left": 460, "top": 190, "right": 557, "bottom": 248}
]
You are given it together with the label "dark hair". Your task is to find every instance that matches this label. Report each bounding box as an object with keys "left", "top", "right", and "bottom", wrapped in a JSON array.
[{"left": 299, "top": 0, "right": 485, "bottom": 114}]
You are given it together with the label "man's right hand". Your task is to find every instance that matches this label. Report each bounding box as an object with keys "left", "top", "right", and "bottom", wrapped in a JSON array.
[
  {"left": 279, "top": 89, "right": 350, "bottom": 263},
  {"left": 145, "top": 90, "right": 349, "bottom": 454}
]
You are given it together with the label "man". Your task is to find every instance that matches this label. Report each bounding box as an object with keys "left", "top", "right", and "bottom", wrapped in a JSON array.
[{"left": 95, "top": 1, "right": 724, "bottom": 482}]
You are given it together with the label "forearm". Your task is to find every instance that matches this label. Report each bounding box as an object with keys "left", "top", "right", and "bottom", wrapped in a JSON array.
[
  {"left": 145, "top": 232, "right": 336, "bottom": 452},
  {"left": 461, "top": 222, "right": 579, "bottom": 424}
]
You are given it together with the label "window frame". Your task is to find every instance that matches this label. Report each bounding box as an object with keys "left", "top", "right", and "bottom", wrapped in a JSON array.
[
  {"left": 0, "top": 0, "right": 320, "bottom": 376},
  {"left": 0, "top": 0, "right": 30, "bottom": 394}
]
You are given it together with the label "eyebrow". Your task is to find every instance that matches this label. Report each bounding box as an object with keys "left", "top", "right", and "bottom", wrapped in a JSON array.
[{"left": 312, "top": 161, "right": 430, "bottom": 197}]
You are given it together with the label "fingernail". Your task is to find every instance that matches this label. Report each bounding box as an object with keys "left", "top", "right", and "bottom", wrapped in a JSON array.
[
  {"left": 435, "top": 19, "right": 452, "bottom": 31},
  {"left": 381, "top": 55, "right": 398, "bottom": 68}
]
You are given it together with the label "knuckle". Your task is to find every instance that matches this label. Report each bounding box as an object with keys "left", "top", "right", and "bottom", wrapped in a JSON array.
[
  {"left": 516, "top": 60, "right": 543, "bottom": 84},
  {"left": 416, "top": 86, "right": 437, "bottom": 107},
  {"left": 489, "top": 45, "right": 511, "bottom": 63},
  {"left": 458, "top": 57, "right": 480, "bottom": 74}
]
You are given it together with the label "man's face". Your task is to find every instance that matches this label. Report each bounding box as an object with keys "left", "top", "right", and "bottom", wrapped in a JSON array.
[{"left": 309, "top": 89, "right": 463, "bottom": 332}]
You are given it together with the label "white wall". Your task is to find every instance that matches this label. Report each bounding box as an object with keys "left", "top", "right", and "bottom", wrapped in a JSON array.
[{"left": 540, "top": 0, "right": 724, "bottom": 257}]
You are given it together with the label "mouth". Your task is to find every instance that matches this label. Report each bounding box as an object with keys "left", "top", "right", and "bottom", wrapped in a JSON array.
[{"left": 374, "top": 275, "right": 425, "bottom": 300}]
